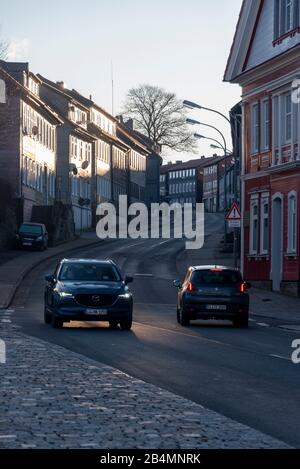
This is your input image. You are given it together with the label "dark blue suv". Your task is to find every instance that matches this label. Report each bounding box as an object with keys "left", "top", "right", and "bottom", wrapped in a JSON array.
[{"left": 44, "top": 259, "right": 133, "bottom": 330}]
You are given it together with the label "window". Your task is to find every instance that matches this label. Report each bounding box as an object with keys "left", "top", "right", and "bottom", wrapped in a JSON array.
[
  {"left": 260, "top": 196, "right": 269, "bottom": 254},
  {"left": 251, "top": 103, "right": 259, "bottom": 154},
  {"left": 274, "top": 0, "right": 300, "bottom": 39},
  {"left": 0, "top": 79, "right": 6, "bottom": 103},
  {"left": 261, "top": 99, "right": 270, "bottom": 151},
  {"left": 288, "top": 192, "right": 297, "bottom": 253},
  {"left": 284, "top": 93, "right": 292, "bottom": 143},
  {"left": 250, "top": 197, "right": 259, "bottom": 255}
]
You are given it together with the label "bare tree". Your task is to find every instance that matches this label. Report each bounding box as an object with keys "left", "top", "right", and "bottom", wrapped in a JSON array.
[
  {"left": 124, "top": 85, "right": 197, "bottom": 153},
  {"left": 0, "top": 27, "right": 8, "bottom": 60}
]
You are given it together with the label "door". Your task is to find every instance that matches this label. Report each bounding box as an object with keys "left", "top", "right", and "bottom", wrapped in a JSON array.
[{"left": 271, "top": 196, "right": 283, "bottom": 292}]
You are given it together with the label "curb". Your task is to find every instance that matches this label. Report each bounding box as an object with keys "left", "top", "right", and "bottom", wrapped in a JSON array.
[{"left": 0, "top": 238, "right": 102, "bottom": 310}]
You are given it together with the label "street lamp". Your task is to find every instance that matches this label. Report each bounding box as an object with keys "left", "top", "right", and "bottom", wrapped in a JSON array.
[
  {"left": 194, "top": 133, "right": 225, "bottom": 152},
  {"left": 183, "top": 100, "right": 231, "bottom": 125},
  {"left": 210, "top": 144, "right": 232, "bottom": 156},
  {"left": 186, "top": 118, "right": 228, "bottom": 153},
  {"left": 184, "top": 99, "right": 243, "bottom": 267}
]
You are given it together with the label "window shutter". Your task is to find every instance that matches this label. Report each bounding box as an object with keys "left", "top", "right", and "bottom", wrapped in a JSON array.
[
  {"left": 294, "top": 0, "right": 300, "bottom": 28},
  {"left": 280, "top": 0, "right": 287, "bottom": 35},
  {"left": 274, "top": 0, "right": 280, "bottom": 38}
]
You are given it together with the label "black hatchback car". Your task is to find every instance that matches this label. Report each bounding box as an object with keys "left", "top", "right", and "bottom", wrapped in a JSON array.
[
  {"left": 16, "top": 223, "right": 48, "bottom": 251},
  {"left": 174, "top": 265, "right": 251, "bottom": 328},
  {"left": 44, "top": 259, "right": 133, "bottom": 329}
]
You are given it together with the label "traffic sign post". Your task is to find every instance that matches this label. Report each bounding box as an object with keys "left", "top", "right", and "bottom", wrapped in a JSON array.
[{"left": 225, "top": 202, "right": 241, "bottom": 268}]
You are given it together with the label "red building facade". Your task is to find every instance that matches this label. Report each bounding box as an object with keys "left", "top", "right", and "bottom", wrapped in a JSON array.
[{"left": 225, "top": 0, "right": 300, "bottom": 296}]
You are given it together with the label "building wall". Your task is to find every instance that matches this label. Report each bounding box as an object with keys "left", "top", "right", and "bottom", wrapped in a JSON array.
[
  {"left": 0, "top": 78, "right": 21, "bottom": 198},
  {"left": 246, "top": 0, "right": 300, "bottom": 71}
]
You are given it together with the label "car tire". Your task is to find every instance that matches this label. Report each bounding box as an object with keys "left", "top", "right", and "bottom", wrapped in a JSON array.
[
  {"left": 233, "top": 317, "right": 249, "bottom": 329},
  {"left": 109, "top": 321, "right": 119, "bottom": 329},
  {"left": 179, "top": 307, "right": 190, "bottom": 327},
  {"left": 44, "top": 307, "right": 52, "bottom": 324},
  {"left": 51, "top": 316, "right": 64, "bottom": 329},
  {"left": 120, "top": 317, "right": 132, "bottom": 330},
  {"left": 177, "top": 308, "right": 181, "bottom": 324}
]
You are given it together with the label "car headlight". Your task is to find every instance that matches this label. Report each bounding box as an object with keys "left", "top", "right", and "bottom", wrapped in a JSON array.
[
  {"left": 118, "top": 293, "right": 131, "bottom": 299},
  {"left": 36, "top": 236, "right": 43, "bottom": 241},
  {"left": 58, "top": 292, "right": 74, "bottom": 298}
]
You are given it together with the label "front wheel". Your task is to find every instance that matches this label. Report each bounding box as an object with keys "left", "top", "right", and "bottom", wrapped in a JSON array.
[
  {"left": 52, "top": 316, "right": 64, "bottom": 329},
  {"left": 120, "top": 317, "right": 132, "bottom": 330},
  {"left": 44, "top": 306, "right": 51, "bottom": 324}
]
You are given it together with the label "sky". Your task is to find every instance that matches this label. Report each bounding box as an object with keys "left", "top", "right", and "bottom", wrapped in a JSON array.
[{"left": 1, "top": 0, "right": 243, "bottom": 162}]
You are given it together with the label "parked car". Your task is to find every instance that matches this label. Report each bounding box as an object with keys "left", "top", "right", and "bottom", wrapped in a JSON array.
[
  {"left": 173, "top": 265, "right": 251, "bottom": 328},
  {"left": 16, "top": 223, "right": 48, "bottom": 251},
  {"left": 44, "top": 258, "right": 133, "bottom": 329}
]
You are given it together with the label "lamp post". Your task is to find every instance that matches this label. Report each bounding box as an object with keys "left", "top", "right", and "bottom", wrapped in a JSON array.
[
  {"left": 184, "top": 99, "right": 241, "bottom": 267},
  {"left": 187, "top": 118, "right": 229, "bottom": 217}
]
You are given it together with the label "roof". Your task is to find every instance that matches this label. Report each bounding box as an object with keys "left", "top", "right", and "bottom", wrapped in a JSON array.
[
  {"left": 62, "top": 259, "right": 115, "bottom": 264},
  {"left": 160, "top": 156, "right": 221, "bottom": 174},
  {"left": 190, "top": 265, "right": 240, "bottom": 272},
  {"left": 223, "top": 0, "right": 262, "bottom": 82},
  {"left": 0, "top": 66, "right": 63, "bottom": 126},
  {"left": 37, "top": 74, "right": 90, "bottom": 112}
]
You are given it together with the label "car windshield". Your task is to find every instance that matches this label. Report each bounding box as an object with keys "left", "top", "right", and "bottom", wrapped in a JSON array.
[
  {"left": 19, "top": 224, "right": 42, "bottom": 235},
  {"left": 191, "top": 269, "right": 242, "bottom": 286},
  {"left": 59, "top": 263, "right": 121, "bottom": 282}
]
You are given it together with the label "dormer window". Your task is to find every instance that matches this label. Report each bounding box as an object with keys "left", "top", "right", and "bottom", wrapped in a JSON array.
[
  {"left": 274, "top": 0, "right": 300, "bottom": 43},
  {"left": 28, "top": 77, "right": 39, "bottom": 96}
]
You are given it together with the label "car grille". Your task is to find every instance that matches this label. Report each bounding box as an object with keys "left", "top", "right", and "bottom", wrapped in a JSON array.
[{"left": 75, "top": 294, "right": 118, "bottom": 307}]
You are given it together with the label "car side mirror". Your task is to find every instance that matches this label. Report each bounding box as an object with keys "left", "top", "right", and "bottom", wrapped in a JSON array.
[
  {"left": 45, "top": 274, "right": 55, "bottom": 283},
  {"left": 246, "top": 282, "right": 252, "bottom": 289},
  {"left": 173, "top": 279, "right": 182, "bottom": 289},
  {"left": 125, "top": 276, "right": 133, "bottom": 285}
]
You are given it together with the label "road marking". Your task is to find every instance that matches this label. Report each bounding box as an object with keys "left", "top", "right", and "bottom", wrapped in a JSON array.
[
  {"left": 1, "top": 319, "right": 11, "bottom": 323},
  {"left": 269, "top": 354, "right": 291, "bottom": 362},
  {"left": 257, "top": 323, "right": 269, "bottom": 327},
  {"left": 134, "top": 274, "right": 153, "bottom": 278}
]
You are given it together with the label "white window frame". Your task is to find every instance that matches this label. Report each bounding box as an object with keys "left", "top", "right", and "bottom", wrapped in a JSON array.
[
  {"left": 260, "top": 194, "right": 270, "bottom": 255},
  {"left": 251, "top": 103, "right": 260, "bottom": 154},
  {"left": 284, "top": 92, "right": 292, "bottom": 143},
  {"left": 249, "top": 195, "right": 259, "bottom": 255},
  {"left": 287, "top": 191, "right": 297, "bottom": 253},
  {"left": 261, "top": 99, "right": 270, "bottom": 151}
]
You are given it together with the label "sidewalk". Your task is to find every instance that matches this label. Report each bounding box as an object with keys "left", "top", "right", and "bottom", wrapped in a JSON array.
[
  {"left": 0, "top": 321, "right": 289, "bottom": 449},
  {"left": 177, "top": 231, "right": 300, "bottom": 323},
  {"left": 0, "top": 233, "right": 101, "bottom": 309}
]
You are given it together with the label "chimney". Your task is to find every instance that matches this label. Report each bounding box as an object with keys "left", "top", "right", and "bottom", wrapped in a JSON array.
[
  {"left": 116, "top": 115, "right": 124, "bottom": 123},
  {"left": 125, "top": 118, "right": 134, "bottom": 130},
  {"left": 89, "top": 94, "right": 92, "bottom": 101},
  {"left": 56, "top": 81, "right": 65, "bottom": 89}
]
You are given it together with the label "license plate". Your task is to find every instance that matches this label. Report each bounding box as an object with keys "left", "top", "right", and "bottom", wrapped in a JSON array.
[
  {"left": 85, "top": 309, "right": 108, "bottom": 316},
  {"left": 23, "top": 242, "right": 32, "bottom": 246},
  {"left": 206, "top": 304, "right": 227, "bottom": 311}
]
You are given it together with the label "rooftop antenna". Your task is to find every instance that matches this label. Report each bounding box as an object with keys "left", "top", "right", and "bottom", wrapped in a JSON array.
[{"left": 111, "top": 60, "right": 114, "bottom": 116}]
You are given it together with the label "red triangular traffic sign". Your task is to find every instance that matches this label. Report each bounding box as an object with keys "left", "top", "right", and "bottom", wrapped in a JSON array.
[{"left": 226, "top": 202, "right": 241, "bottom": 220}]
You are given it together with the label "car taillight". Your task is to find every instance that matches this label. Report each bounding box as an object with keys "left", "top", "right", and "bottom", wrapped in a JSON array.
[
  {"left": 239, "top": 282, "right": 247, "bottom": 293},
  {"left": 187, "top": 282, "right": 197, "bottom": 292}
]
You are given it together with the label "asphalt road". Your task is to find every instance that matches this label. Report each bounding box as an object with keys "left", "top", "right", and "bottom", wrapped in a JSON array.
[{"left": 10, "top": 214, "right": 300, "bottom": 447}]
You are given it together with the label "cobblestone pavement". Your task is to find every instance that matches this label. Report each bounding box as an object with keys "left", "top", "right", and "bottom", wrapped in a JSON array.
[{"left": 0, "top": 321, "right": 290, "bottom": 449}]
